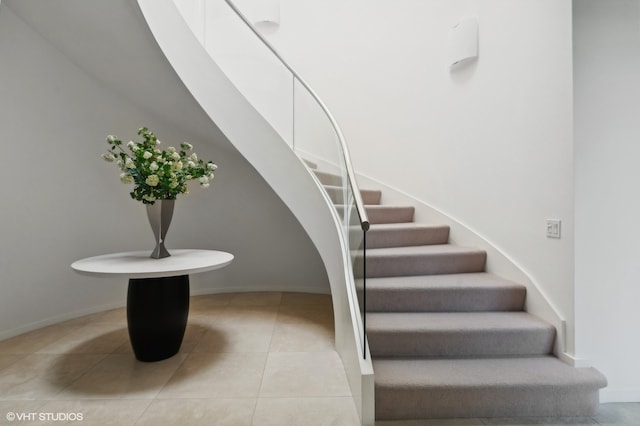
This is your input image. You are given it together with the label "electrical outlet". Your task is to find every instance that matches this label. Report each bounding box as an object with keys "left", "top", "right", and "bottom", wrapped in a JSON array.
[{"left": 546, "top": 219, "right": 561, "bottom": 239}]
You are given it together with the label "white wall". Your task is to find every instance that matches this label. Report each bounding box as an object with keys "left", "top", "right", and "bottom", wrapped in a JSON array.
[
  {"left": 246, "top": 0, "right": 576, "bottom": 350},
  {"left": 574, "top": 0, "right": 640, "bottom": 402},
  {"left": 0, "top": 1, "right": 329, "bottom": 340}
]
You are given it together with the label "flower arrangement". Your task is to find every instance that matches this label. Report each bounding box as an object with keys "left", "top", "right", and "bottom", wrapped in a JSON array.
[{"left": 102, "top": 127, "right": 217, "bottom": 204}]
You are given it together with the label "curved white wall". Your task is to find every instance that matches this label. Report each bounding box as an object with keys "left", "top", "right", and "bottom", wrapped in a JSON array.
[{"left": 0, "top": 0, "right": 329, "bottom": 339}]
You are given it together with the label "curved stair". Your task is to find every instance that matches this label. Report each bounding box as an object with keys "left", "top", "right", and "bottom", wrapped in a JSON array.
[{"left": 313, "top": 166, "right": 607, "bottom": 421}]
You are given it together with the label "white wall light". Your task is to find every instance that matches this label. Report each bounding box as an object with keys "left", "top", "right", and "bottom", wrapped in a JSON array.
[
  {"left": 449, "top": 17, "right": 479, "bottom": 69},
  {"left": 253, "top": 0, "right": 280, "bottom": 31}
]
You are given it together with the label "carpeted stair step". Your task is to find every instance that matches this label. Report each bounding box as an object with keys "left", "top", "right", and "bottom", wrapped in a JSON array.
[
  {"left": 365, "top": 205, "right": 415, "bottom": 224},
  {"left": 367, "top": 223, "right": 449, "bottom": 248},
  {"left": 373, "top": 356, "right": 607, "bottom": 419},
  {"left": 366, "top": 273, "right": 526, "bottom": 312},
  {"left": 303, "top": 159, "right": 318, "bottom": 169},
  {"left": 323, "top": 185, "right": 382, "bottom": 205},
  {"left": 360, "top": 189, "right": 382, "bottom": 205},
  {"left": 364, "top": 245, "right": 486, "bottom": 277},
  {"left": 367, "top": 311, "right": 555, "bottom": 357},
  {"left": 313, "top": 170, "right": 342, "bottom": 186}
]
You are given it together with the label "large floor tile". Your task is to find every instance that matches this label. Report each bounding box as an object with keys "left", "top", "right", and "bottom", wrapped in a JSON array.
[
  {"left": 36, "top": 324, "right": 128, "bottom": 355},
  {"left": 252, "top": 396, "right": 360, "bottom": 426},
  {"left": 193, "top": 323, "right": 274, "bottom": 353},
  {"left": 259, "top": 352, "right": 351, "bottom": 397},
  {"left": 35, "top": 399, "right": 152, "bottom": 425},
  {"left": 190, "top": 293, "right": 234, "bottom": 311},
  {"left": 157, "top": 352, "right": 267, "bottom": 398},
  {"left": 280, "top": 292, "right": 332, "bottom": 306},
  {"left": 207, "top": 306, "right": 279, "bottom": 327},
  {"left": 56, "top": 354, "right": 186, "bottom": 400},
  {"left": 228, "top": 292, "right": 282, "bottom": 306},
  {"left": 0, "top": 355, "right": 21, "bottom": 372},
  {"left": 375, "top": 419, "right": 485, "bottom": 426},
  {"left": 593, "top": 402, "right": 640, "bottom": 425},
  {"left": 0, "top": 400, "right": 48, "bottom": 424},
  {"left": 136, "top": 398, "right": 256, "bottom": 426},
  {"left": 0, "top": 323, "right": 84, "bottom": 355},
  {"left": 0, "top": 354, "right": 105, "bottom": 400},
  {"left": 481, "top": 417, "right": 598, "bottom": 425},
  {"left": 269, "top": 321, "right": 334, "bottom": 352}
]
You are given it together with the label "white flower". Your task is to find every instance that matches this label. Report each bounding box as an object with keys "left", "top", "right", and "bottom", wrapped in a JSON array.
[
  {"left": 143, "top": 194, "right": 156, "bottom": 202},
  {"left": 189, "top": 153, "right": 198, "bottom": 162},
  {"left": 143, "top": 151, "right": 153, "bottom": 160},
  {"left": 149, "top": 162, "right": 159, "bottom": 171},
  {"left": 201, "top": 182, "right": 210, "bottom": 188},
  {"left": 207, "top": 162, "right": 217, "bottom": 171},
  {"left": 199, "top": 176, "right": 209, "bottom": 185},
  {"left": 170, "top": 181, "right": 179, "bottom": 189},
  {"left": 180, "top": 142, "right": 193, "bottom": 151},
  {"left": 173, "top": 161, "right": 183, "bottom": 171},
  {"left": 106, "top": 135, "right": 118, "bottom": 144},
  {"left": 101, "top": 153, "right": 116, "bottom": 162},
  {"left": 120, "top": 173, "right": 133, "bottom": 184},
  {"left": 125, "top": 158, "right": 135, "bottom": 169},
  {"left": 171, "top": 152, "right": 180, "bottom": 161},
  {"left": 145, "top": 175, "right": 159, "bottom": 186},
  {"left": 187, "top": 161, "right": 196, "bottom": 168},
  {"left": 167, "top": 146, "right": 176, "bottom": 154}
]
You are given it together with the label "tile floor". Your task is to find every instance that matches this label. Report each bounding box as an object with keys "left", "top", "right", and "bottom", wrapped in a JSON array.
[
  {"left": 0, "top": 291, "right": 637, "bottom": 426},
  {"left": 0, "top": 292, "right": 359, "bottom": 425}
]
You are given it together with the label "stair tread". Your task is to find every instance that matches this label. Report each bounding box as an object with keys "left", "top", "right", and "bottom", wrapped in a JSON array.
[
  {"left": 368, "top": 223, "right": 449, "bottom": 231},
  {"left": 366, "top": 273, "right": 526, "bottom": 312},
  {"left": 367, "top": 311, "right": 553, "bottom": 332},
  {"left": 366, "top": 223, "right": 450, "bottom": 248},
  {"left": 367, "top": 244, "right": 485, "bottom": 257},
  {"left": 363, "top": 245, "right": 487, "bottom": 277},
  {"left": 373, "top": 356, "right": 607, "bottom": 389},
  {"left": 366, "top": 272, "right": 523, "bottom": 290}
]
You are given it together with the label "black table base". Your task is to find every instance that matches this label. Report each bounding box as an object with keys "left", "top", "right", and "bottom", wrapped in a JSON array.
[{"left": 127, "top": 275, "right": 189, "bottom": 362}]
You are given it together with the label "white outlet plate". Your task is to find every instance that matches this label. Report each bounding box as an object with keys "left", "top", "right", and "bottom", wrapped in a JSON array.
[{"left": 546, "top": 219, "right": 561, "bottom": 239}]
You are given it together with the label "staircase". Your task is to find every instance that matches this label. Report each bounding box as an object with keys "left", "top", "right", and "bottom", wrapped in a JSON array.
[{"left": 312, "top": 165, "right": 607, "bottom": 421}]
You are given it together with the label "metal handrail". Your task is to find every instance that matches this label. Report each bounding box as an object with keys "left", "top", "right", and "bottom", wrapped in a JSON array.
[{"left": 223, "top": 0, "right": 370, "bottom": 232}]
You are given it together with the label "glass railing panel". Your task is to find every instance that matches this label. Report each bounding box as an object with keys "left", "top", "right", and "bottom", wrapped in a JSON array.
[{"left": 346, "top": 179, "right": 366, "bottom": 354}]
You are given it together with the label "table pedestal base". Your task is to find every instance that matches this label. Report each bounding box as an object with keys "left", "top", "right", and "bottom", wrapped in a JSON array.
[{"left": 127, "top": 275, "right": 189, "bottom": 362}]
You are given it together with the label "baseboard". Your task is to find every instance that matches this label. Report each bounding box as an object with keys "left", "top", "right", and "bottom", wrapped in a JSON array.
[{"left": 600, "top": 388, "right": 640, "bottom": 403}]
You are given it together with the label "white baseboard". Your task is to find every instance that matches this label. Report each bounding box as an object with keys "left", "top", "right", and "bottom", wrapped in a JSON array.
[{"left": 600, "top": 388, "right": 640, "bottom": 403}]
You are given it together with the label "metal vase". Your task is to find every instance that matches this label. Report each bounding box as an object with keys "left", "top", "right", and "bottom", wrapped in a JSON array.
[{"left": 146, "top": 199, "right": 175, "bottom": 259}]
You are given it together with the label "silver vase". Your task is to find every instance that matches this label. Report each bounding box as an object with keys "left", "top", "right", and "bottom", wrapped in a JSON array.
[{"left": 146, "top": 199, "right": 175, "bottom": 259}]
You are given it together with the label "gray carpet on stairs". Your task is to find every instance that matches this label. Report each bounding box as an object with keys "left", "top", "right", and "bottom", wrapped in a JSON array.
[
  {"left": 359, "top": 192, "right": 608, "bottom": 419},
  {"left": 311, "top": 169, "right": 607, "bottom": 420}
]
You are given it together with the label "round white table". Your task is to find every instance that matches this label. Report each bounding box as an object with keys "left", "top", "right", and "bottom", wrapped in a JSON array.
[{"left": 72, "top": 249, "right": 234, "bottom": 362}]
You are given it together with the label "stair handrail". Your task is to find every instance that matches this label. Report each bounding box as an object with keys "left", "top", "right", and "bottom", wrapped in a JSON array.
[{"left": 223, "top": 0, "right": 369, "bottom": 232}]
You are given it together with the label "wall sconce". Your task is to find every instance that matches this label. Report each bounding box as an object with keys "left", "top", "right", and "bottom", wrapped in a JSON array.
[
  {"left": 449, "top": 17, "right": 478, "bottom": 70},
  {"left": 253, "top": 0, "right": 280, "bottom": 31}
]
